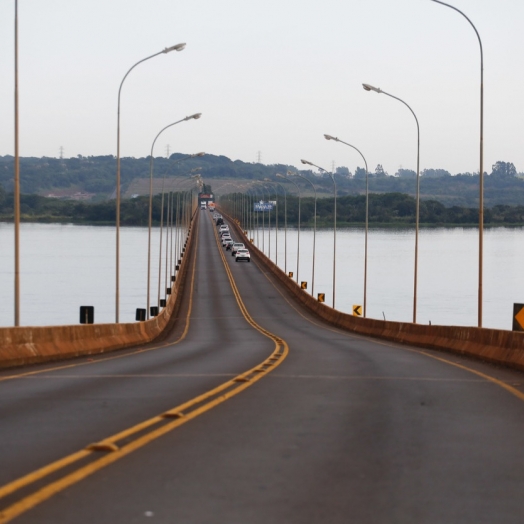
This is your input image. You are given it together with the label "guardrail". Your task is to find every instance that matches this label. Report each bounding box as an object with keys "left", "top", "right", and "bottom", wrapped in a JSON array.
[
  {"left": 223, "top": 209, "right": 524, "bottom": 372},
  {"left": 0, "top": 210, "right": 199, "bottom": 370}
]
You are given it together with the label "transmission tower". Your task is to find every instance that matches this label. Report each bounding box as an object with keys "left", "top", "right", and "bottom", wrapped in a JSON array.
[
  {"left": 331, "top": 160, "right": 336, "bottom": 173},
  {"left": 59, "top": 146, "right": 64, "bottom": 160},
  {"left": 257, "top": 151, "right": 262, "bottom": 163},
  {"left": 166, "top": 144, "right": 170, "bottom": 158}
]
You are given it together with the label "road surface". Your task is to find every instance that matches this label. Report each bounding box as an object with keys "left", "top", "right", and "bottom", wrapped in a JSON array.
[{"left": 1, "top": 210, "right": 524, "bottom": 523}]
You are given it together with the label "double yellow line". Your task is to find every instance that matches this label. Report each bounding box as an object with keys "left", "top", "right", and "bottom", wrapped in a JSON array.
[{"left": 0, "top": 216, "right": 288, "bottom": 523}]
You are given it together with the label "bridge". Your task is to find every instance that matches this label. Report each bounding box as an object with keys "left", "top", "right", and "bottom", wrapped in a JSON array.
[{"left": 1, "top": 209, "right": 524, "bottom": 523}]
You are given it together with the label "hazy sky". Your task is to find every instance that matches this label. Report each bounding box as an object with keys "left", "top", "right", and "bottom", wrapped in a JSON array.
[{"left": 1, "top": 0, "right": 523, "bottom": 176}]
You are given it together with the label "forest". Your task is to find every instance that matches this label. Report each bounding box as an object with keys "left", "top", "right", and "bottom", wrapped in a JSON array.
[
  {"left": 2, "top": 183, "right": 524, "bottom": 227},
  {"left": 0, "top": 154, "right": 523, "bottom": 208}
]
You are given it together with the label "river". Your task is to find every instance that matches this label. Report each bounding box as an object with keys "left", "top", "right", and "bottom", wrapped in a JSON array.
[{"left": 1, "top": 221, "right": 523, "bottom": 330}]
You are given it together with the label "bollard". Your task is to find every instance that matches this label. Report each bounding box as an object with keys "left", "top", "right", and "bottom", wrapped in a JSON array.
[{"left": 135, "top": 308, "right": 146, "bottom": 321}]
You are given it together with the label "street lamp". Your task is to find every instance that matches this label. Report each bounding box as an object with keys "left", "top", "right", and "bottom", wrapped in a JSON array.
[
  {"left": 429, "top": 0, "right": 484, "bottom": 327},
  {"left": 289, "top": 170, "right": 317, "bottom": 297},
  {"left": 301, "top": 160, "right": 336, "bottom": 309},
  {"left": 324, "top": 134, "right": 369, "bottom": 317},
  {"left": 13, "top": 0, "right": 20, "bottom": 326},
  {"left": 277, "top": 173, "right": 301, "bottom": 285},
  {"left": 115, "top": 42, "right": 185, "bottom": 323},
  {"left": 146, "top": 115, "right": 201, "bottom": 319},
  {"left": 157, "top": 171, "right": 201, "bottom": 310},
  {"left": 363, "top": 83, "right": 420, "bottom": 324}
]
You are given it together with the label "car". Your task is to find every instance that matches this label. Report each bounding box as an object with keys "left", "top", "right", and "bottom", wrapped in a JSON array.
[
  {"left": 215, "top": 217, "right": 224, "bottom": 226},
  {"left": 231, "top": 242, "right": 245, "bottom": 256},
  {"left": 235, "top": 248, "right": 251, "bottom": 262},
  {"left": 225, "top": 239, "right": 235, "bottom": 250},
  {"left": 219, "top": 230, "right": 230, "bottom": 238},
  {"left": 218, "top": 224, "right": 229, "bottom": 232},
  {"left": 221, "top": 235, "right": 233, "bottom": 246}
]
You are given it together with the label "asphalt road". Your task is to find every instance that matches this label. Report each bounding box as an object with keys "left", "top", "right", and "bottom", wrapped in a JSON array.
[{"left": 1, "top": 210, "right": 524, "bottom": 523}]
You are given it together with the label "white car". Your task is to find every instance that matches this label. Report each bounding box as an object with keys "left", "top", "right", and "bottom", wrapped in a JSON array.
[
  {"left": 221, "top": 235, "right": 233, "bottom": 246},
  {"left": 235, "top": 248, "right": 251, "bottom": 262},
  {"left": 231, "top": 243, "right": 245, "bottom": 256}
]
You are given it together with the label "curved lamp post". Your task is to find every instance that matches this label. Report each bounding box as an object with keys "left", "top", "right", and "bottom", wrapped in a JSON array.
[
  {"left": 289, "top": 170, "right": 317, "bottom": 297},
  {"left": 430, "top": 0, "right": 484, "bottom": 327},
  {"left": 13, "top": 0, "right": 20, "bottom": 325},
  {"left": 115, "top": 42, "right": 185, "bottom": 323},
  {"left": 301, "top": 160, "right": 336, "bottom": 309},
  {"left": 277, "top": 173, "right": 301, "bottom": 284},
  {"left": 146, "top": 117, "right": 202, "bottom": 318},
  {"left": 324, "top": 134, "right": 369, "bottom": 317},
  {"left": 363, "top": 83, "right": 420, "bottom": 324}
]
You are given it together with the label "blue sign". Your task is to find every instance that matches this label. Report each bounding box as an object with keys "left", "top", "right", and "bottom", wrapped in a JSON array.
[{"left": 254, "top": 202, "right": 274, "bottom": 212}]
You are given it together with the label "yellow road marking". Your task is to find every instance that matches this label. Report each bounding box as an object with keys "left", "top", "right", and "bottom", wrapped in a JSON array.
[
  {"left": 19, "top": 373, "right": 239, "bottom": 379},
  {"left": 0, "top": 213, "right": 289, "bottom": 523}
]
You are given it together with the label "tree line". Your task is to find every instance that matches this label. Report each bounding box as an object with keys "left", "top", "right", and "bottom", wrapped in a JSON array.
[
  {"left": 0, "top": 185, "right": 189, "bottom": 226},
  {"left": 1, "top": 154, "right": 523, "bottom": 208},
  {"left": 2, "top": 182, "right": 524, "bottom": 226}
]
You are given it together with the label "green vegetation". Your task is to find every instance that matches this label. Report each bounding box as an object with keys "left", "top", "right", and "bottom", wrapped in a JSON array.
[
  {"left": 2, "top": 179, "right": 524, "bottom": 227},
  {"left": 1, "top": 155, "right": 524, "bottom": 208},
  {"left": 0, "top": 186, "right": 186, "bottom": 226},
  {"left": 222, "top": 192, "right": 524, "bottom": 227},
  {"left": 1, "top": 154, "right": 524, "bottom": 226}
]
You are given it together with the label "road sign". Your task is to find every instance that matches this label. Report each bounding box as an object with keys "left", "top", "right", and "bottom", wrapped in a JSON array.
[
  {"left": 513, "top": 303, "right": 524, "bottom": 331},
  {"left": 318, "top": 293, "right": 325, "bottom": 303},
  {"left": 353, "top": 305, "right": 362, "bottom": 317},
  {"left": 301, "top": 281, "right": 307, "bottom": 290},
  {"left": 79, "top": 306, "right": 94, "bottom": 324},
  {"left": 288, "top": 272, "right": 293, "bottom": 278},
  {"left": 254, "top": 202, "right": 274, "bottom": 212}
]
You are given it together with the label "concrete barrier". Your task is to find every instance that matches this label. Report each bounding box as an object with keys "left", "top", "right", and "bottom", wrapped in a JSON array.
[
  {"left": 0, "top": 212, "right": 198, "bottom": 370},
  {"left": 224, "top": 211, "right": 524, "bottom": 372}
]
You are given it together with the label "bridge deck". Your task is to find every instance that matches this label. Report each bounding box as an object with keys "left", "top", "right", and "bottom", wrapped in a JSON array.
[{"left": 1, "top": 211, "right": 524, "bottom": 523}]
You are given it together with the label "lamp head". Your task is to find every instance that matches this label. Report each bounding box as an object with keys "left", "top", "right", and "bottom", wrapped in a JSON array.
[
  {"left": 300, "top": 159, "right": 312, "bottom": 166},
  {"left": 324, "top": 134, "right": 336, "bottom": 141},
  {"left": 164, "top": 43, "right": 186, "bottom": 53},
  {"left": 188, "top": 113, "right": 202, "bottom": 120},
  {"left": 363, "top": 83, "right": 381, "bottom": 93}
]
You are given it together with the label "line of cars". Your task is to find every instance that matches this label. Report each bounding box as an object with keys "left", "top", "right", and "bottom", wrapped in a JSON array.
[{"left": 213, "top": 212, "right": 251, "bottom": 262}]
